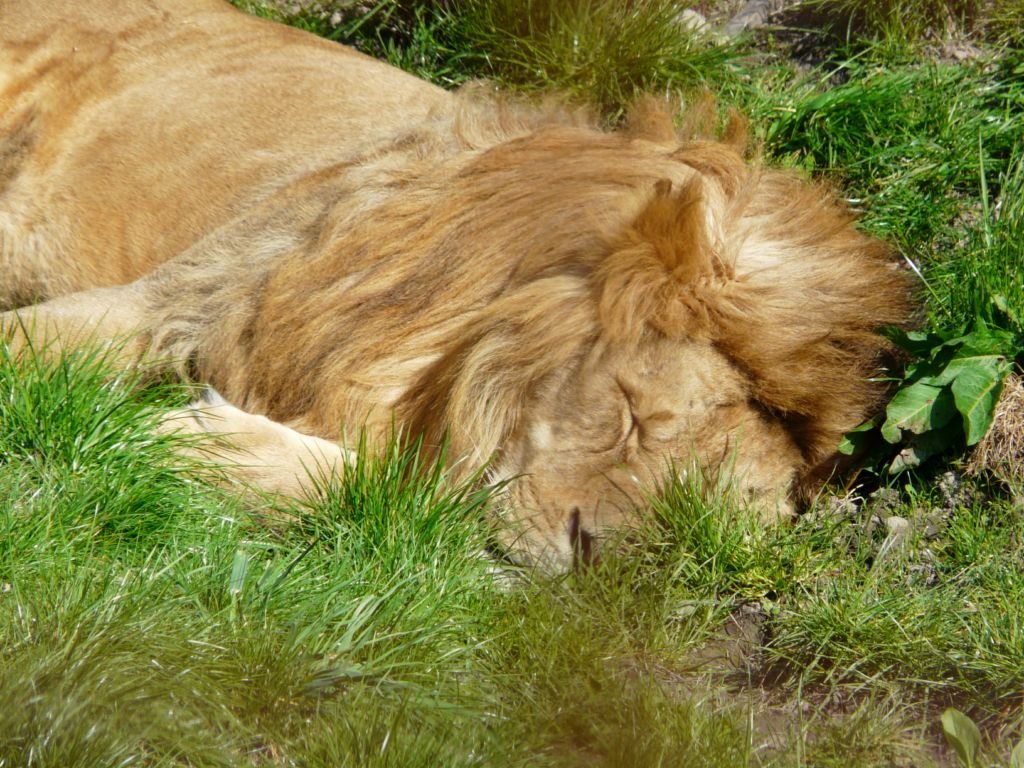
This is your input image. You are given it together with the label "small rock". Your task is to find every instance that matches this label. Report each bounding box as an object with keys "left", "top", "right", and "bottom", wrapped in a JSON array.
[
  {"left": 885, "top": 515, "right": 911, "bottom": 534},
  {"left": 676, "top": 9, "right": 710, "bottom": 35},
  {"left": 938, "top": 470, "right": 962, "bottom": 509},
  {"left": 827, "top": 494, "right": 860, "bottom": 517},
  {"left": 868, "top": 487, "right": 901, "bottom": 516},
  {"left": 876, "top": 515, "right": 911, "bottom": 563}
]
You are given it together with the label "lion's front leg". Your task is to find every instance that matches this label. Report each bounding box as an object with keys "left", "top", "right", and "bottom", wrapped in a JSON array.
[
  {"left": 159, "top": 389, "right": 351, "bottom": 499},
  {"left": 0, "top": 284, "right": 154, "bottom": 370}
]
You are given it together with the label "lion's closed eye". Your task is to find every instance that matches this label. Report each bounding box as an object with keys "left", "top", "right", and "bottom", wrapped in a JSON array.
[
  {"left": 583, "top": 401, "right": 634, "bottom": 455},
  {"left": 614, "top": 378, "right": 679, "bottom": 450},
  {"left": 636, "top": 409, "right": 678, "bottom": 446},
  {"left": 622, "top": 403, "right": 640, "bottom": 450},
  {"left": 617, "top": 394, "right": 645, "bottom": 459}
]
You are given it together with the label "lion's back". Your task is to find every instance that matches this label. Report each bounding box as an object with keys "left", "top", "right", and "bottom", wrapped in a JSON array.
[{"left": 0, "top": 0, "right": 452, "bottom": 305}]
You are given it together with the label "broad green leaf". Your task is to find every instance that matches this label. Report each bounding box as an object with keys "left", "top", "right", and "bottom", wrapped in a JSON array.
[
  {"left": 949, "top": 356, "right": 1011, "bottom": 445},
  {"left": 881, "top": 382, "right": 957, "bottom": 443},
  {"left": 838, "top": 419, "right": 878, "bottom": 456},
  {"left": 917, "top": 352, "right": 1007, "bottom": 388},
  {"left": 884, "top": 326, "right": 957, "bottom": 357},
  {"left": 941, "top": 707, "right": 981, "bottom": 768},
  {"left": 904, "top": 342, "right": 961, "bottom": 382}
]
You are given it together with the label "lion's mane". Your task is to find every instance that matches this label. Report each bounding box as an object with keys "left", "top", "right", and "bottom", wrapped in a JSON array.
[{"left": 143, "top": 92, "right": 911, "bottom": 493}]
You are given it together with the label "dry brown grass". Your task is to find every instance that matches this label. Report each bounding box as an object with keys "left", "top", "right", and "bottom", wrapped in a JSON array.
[{"left": 967, "top": 371, "right": 1024, "bottom": 485}]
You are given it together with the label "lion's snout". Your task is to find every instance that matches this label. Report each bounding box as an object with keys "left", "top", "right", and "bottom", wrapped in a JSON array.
[
  {"left": 496, "top": 477, "right": 634, "bottom": 570},
  {"left": 499, "top": 506, "right": 606, "bottom": 571}
]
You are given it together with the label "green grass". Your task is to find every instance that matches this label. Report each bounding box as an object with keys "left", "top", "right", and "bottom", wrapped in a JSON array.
[
  {"left": 4, "top": 345, "right": 1024, "bottom": 764},
  {"left": 793, "top": 0, "right": 1024, "bottom": 51},
  {"left": 0, "top": 346, "right": 955, "bottom": 765},
  {"left": 936, "top": 146, "right": 1024, "bottom": 333},
  {"left": 0, "top": 352, "right": 502, "bottom": 764},
  {"left": 235, "top": 0, "right": 742, "bottom": 112},
  {"left": 436, "top": 0, "right": 740, "bottom": 115},
  {"left": 795, "top": 0, "right": 981, "bottom": 50},
  {"left": 755, "top": 55, "right": 1024, "bottom": 283},
  {"left": 770, "top": 503, "right": 1024, "bottom": 702},
  {"left": 6, "top": 1, "right": 1024, "bottom": 764}
]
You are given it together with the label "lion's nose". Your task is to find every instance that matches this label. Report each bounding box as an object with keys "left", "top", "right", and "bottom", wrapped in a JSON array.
[{"left": 568, "top": 508, "right": 599, "bottom": 567}]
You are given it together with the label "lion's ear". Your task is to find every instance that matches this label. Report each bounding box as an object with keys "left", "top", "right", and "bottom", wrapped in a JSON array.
[
  {"left": 598, "top": 179, "right": 727, "bottom": 340},
  {"left": 632, "top": 178, "right": 713, "bottom": 283},
  {"left": 623, "top": 96, "right": 678, "bottom": 144}
]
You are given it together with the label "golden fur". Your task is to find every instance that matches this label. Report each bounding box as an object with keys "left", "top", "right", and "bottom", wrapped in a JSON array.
[{"left": 1, "top": 0, "right": 913, "bottom": 567}]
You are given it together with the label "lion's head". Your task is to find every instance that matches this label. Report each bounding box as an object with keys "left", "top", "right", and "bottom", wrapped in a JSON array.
[{"left": 386, "top": 141, "right": 911, "bottom": 566}]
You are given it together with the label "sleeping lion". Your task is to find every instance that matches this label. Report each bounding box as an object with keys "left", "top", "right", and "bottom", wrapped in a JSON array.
[{"left": 1, "top": 0, "right": 911, "bottom": 567}]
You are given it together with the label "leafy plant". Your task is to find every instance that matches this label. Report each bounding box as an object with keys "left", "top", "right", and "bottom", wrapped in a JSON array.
[
  {"left": 874, "top": 322, "right": 1016, "bottom": 472},
  {"left": 844, "top": 140, "right": 1024, "bottom": 476},
  {"left": 840, "top": 322, "right": 1016, "bottom": 473}
]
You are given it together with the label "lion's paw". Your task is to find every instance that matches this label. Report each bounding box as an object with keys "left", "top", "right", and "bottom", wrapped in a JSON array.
[{"left": 159, "top": 389, "right": 350, "bottom": 498}]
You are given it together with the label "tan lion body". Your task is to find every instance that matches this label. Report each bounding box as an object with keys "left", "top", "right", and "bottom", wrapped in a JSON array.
[{"left": 1, "top": 0, "right": 912, "bottom": 567}]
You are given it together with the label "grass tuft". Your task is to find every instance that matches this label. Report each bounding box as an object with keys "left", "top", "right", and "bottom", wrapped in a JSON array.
[
  {"left": 796, "top": 0, "right": 983, "bottom": 48},
  {"left": 439, "top": 0, "right": 737, "bottom": 114},
  {"left": 233, "top": 0, "right": 742, "bottom": 112}
]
